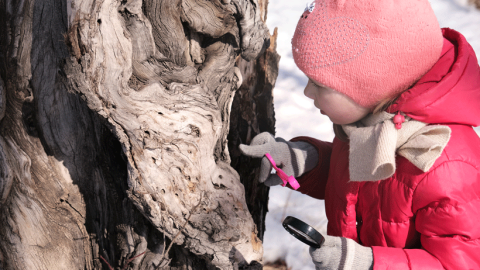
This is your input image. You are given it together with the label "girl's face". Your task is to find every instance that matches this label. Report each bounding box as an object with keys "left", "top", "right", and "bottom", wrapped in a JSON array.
[{"left": 304, "top": 78, "right": 370, "bottom": 125}]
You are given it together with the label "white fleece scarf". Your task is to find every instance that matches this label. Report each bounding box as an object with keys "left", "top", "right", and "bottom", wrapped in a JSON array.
[{"left": 342, "top": 112, "right": 451, "bottom": 182}]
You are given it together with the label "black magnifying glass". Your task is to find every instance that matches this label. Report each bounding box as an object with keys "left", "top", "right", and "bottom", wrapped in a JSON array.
[{"left": 282, "top": 216, "right": 325, "bottom": 248}]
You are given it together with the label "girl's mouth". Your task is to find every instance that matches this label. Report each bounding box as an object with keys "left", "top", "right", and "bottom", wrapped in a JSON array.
[{"left": 320, "top": 110, "right": 326, "bottom": 115}]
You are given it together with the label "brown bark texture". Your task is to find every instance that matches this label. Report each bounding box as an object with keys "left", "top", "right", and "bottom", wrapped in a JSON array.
[
  {"left": 469, "top": 0, "right": 480, "bottom": 9},
  {"left": 0, "top": 0, "right": 279, "bottom": 269}
]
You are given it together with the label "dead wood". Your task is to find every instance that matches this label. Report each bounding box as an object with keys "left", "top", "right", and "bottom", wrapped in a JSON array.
[{"left": 0, "top": 0, "right": 277, "bottom": 269}]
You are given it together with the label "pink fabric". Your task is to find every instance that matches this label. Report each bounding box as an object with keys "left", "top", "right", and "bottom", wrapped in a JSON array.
[
  {"left": 387, "top": 28, "right": 480, "bottom": 127},
  {"left": 293, "top": 29, "right": 480, "bottom": 269},
  {"left": 292, "top": 0, "right": 444, "bottom": 108},
  {"left": 372, "top": 247, "right": 444, "bottom": 269}
]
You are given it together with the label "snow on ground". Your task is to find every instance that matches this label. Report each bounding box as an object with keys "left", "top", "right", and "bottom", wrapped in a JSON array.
[{"left": 263, "top": 1, "right": 480, "bottom": 269}]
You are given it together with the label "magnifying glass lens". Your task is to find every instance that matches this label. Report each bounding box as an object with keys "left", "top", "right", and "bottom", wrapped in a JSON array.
[
  {"left": 287, "top": 225, "right": 318, "bottom": 245},
  {"left": 282, "top": 216, "right": 325, "bottom": 248}
]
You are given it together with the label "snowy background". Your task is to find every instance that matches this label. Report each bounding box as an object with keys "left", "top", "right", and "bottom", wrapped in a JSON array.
[{"left": 262, "top": 0, "right": 480, "bottom": 269}]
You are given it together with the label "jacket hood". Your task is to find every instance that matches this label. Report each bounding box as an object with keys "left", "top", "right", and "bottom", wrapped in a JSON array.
[{"left": 387, "top": 28, "right": 480, "bottom": 126}]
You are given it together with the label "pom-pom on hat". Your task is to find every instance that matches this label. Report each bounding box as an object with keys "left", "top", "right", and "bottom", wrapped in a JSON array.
[{"left": 292, "top": 0, "right": 444, "bottom": 109}]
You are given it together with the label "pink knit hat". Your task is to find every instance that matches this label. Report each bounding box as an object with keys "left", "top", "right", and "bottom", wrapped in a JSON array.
[{"left": 292, "top": 0, "right": 444, "bottom": 109}]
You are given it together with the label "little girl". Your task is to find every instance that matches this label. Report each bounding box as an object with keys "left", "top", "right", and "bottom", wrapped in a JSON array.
[{"left": 240, "top": 0, "right": 480, "bottom": 269}]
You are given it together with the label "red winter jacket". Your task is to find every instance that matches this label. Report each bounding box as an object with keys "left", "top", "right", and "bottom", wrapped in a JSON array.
[{"left": 293, "top": 28, "right": 480, "bottom": 269}]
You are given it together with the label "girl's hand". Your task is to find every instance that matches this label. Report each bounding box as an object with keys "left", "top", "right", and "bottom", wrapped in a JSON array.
[
  {"left": 310, "top": 235, "right": 373, "bottom": 270},
  {"left": 239, "top": 132, "right": 318, "bottom": 186}
]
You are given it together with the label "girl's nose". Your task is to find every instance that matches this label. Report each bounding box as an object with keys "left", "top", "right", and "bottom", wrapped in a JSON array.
[{"left": 304, "top": 84, "right": 314, "bottom": 99}]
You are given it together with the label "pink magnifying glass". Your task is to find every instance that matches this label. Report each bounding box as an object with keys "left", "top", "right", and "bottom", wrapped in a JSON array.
[{"left": 264, "top": 153, "right": 300, "bottom": 190}]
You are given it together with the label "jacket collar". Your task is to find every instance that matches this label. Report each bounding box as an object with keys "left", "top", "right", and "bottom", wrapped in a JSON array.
[{"left": 387, "top": 28, "right": 480, "bottom": 126}]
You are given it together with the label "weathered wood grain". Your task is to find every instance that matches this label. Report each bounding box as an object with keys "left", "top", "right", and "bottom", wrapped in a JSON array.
[{"left": 0, "top": 0, "right": 276, "bottom": 268}]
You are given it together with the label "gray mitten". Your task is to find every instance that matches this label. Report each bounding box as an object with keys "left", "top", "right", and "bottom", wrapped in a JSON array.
[
  {"left": 310, "top": 235, "right": 373, "bottom": 270},
  {"left": 239, "top": 132, "right": 318, "bottom": 186}
]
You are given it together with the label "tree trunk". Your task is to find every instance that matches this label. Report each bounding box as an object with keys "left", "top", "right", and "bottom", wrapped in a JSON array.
[
  {"left": 469, "top": 0, "right": 480, "bottom": 9},
  {"left": 0, "top": 0, "right": 278, "bottom": 268}
]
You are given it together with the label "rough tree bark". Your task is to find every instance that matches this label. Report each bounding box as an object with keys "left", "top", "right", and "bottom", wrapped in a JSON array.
[{"left": 0, "top": 0, "right": 279, "bottom": 269}]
